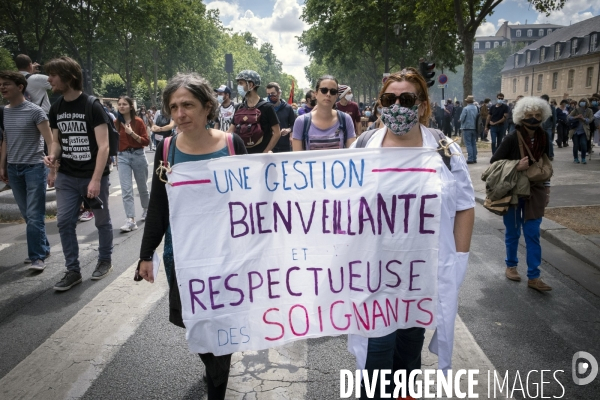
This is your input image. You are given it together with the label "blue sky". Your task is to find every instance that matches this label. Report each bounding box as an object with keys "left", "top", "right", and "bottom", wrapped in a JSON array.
[{"left": 204, "top": 0, "right": 599, "bottom": 88}]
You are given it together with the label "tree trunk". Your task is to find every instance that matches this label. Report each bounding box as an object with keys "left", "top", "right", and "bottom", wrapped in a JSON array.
[
  {"left": 153, "top": 47, "right": 158, "bottom": 107},
  {"left": 462, "top": 34, "right": 474, "bottom": 101}
]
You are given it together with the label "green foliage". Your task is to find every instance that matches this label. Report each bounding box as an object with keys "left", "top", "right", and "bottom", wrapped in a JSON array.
[
  {"left": 0, "top": 47, "right": 16, "bottom": 71},
  {"left": 100, "top": 74, "right": 126, "bottom": 99}
]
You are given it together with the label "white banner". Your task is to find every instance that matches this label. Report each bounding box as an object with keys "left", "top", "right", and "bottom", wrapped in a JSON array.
[{"left": 166, "top": 148, "right": 443, "bottom": 355}]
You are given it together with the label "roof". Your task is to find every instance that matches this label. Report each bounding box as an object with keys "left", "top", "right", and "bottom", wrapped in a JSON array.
[
  {"left": 502, "top": 16, "right": 600, "bottom": 73},
  {"left": 475, "top": 36, "right": 508, "bottom": 41},
  {"left": 507, "top": 24, "right": 564, "bottom": 29}
]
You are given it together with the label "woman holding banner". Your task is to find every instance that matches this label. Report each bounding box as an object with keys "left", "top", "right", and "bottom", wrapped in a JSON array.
[
  {"left": 292, "top": 75, "right": 356, "bottom": 150},
  {"left": 349, "top": 68, "right": 475, "bottom": 399},
  {"left": 136, "top": 73, "right": 247, "bottom": 400}
]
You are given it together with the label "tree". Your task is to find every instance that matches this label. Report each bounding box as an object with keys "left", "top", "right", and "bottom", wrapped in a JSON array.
[{"left": 0, "top": 47, "right": 16, "bottom": 71}]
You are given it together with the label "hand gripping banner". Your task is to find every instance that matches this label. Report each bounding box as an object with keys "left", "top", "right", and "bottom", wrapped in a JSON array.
[{"left": 166, "top": 148, "right": 443, "bottom": 355}]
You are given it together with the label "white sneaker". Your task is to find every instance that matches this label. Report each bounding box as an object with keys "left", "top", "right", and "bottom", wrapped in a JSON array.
[
  {"left": 79, "top": 210, "right": 94, "bottom": 222},
  {"left": 120, "top": 218, "right": 138, "bottom": 232},
  {"left": 140, "top": 208, "right": 148, "bottom": 221},
  {"left": 29, "top": 259, "right": 46, "bottom": 271}
]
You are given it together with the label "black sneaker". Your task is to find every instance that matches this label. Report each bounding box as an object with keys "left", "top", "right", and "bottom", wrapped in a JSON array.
[
  {"left": 54, "top": 271, "right": 82, "bottom": 291},
  {"left": 91, "top": 260, "right": 113, "bottom": 280}
]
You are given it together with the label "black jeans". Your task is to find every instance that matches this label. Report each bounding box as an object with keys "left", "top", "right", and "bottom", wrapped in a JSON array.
[{"left": 556, "top": 124, "right": 568, "bottom": 146}]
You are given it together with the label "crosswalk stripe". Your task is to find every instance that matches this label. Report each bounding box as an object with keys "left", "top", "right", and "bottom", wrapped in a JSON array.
[
  {"left": 0, "top": 243, "right": 14, "bottom": 252},
  {"left": 0, "top": 258, "right": 168, "bottom": 400}
]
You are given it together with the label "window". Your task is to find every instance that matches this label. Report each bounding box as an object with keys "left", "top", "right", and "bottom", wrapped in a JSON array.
[
  {"left": 540, "top": 47, "right": 546, "bottom": 61},
  {"left": 513, "top": 78, "right": 517, "bottom": 93},
  {"left": 572, "top": 39, "right": 578, "bottom": 55},
  {"left": 474, "top": 42, "right": 479, "bottom": 49},
  {"left": 567, "top": 69, "right": 574, "bottom": 89},
  {"left": 514, "top": 55, "right": 519, "bottom": 67},
  {"left": 502, "top": 41, "right": 507, "bottom": 47},
  {"left": 555, "top": 43, "right": 561, "bottom": 59},
  {"left": 526, "top": 51, "right": 531, "bottom": 64},
  {"left": 547, "top": 29, "right": 552, "bottom": 34},
  {"left": 524, "top": 76, "right": 529, "bottom": 92},
  {"left": 539, "top": 29, "right": 544, "bottom": 36},
  {"left": 591, "top": 34, "right": 597, "bottom": 51},
  {"left": 485, "top": 42, "right": 490, "bottom": 49},
  {"left": 537, "top": 74, "right": 543, "bottom": 91},
  {"left": 494, "top": 41, "right": 499, "bottom": 48},
  {"left": 527, "top": 29, "right": 533, "bottom": 37},
  {"left": 516, "top": 30, "right": 522, "bottom": 37},
  {"left": 586, "top": 67, "right": 594, "bottom": 87},
  {"left": 552, "top": 72, "right": 558, "bottom": 90}
]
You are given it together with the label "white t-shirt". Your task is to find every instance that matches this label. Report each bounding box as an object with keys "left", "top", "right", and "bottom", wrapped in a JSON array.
[
  {"left": 19, "top": 71, "right": 51, "bottom": 114},
  {"left": 348, "top": 125, "right": 475, "bottom": 373}
]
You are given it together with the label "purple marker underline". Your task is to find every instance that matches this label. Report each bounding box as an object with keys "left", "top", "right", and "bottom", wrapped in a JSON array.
[
  {"left": 372, "top": 168, "right": 437, "bottom": 173},
  {"left": 171, "top": 179, "right": 212, "bottom": 187}
]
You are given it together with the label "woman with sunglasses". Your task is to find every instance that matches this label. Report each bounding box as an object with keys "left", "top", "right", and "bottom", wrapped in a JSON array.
[
  {"left": 292, "top": 75, "right": 356, "bottom": 150},
  {"left": 348, "top": 68, "right": 475, "bottom": 399}
]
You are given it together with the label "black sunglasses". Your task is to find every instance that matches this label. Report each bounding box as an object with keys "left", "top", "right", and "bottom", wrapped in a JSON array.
[
  {"left": 380, "top": 92, "right": 418, "bottom": 108},
  {"left": 318, "top": 87, "right": 338, "bottom": 96}
]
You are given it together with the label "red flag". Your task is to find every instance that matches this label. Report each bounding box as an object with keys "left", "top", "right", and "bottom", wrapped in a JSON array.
[{"left": 288, "top": 80, "right": 295, "bottom": 104}]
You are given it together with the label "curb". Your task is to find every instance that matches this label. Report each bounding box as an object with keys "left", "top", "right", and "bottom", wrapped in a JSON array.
[
  {"left": 475, "top": 191, "right": 600, "bottom": 272},
  {"left": 0, "top": 188, "right": 58, "bottom": 221}
]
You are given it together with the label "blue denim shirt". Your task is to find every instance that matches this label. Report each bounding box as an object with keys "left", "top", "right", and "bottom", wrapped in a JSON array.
[{"left": 459, "top": 104, "right": 478, "bottom": 130}]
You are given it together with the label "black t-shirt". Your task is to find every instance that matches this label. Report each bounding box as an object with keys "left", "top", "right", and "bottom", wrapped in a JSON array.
[
  {"left": 489, "top": 103, "right": 509, "bottom": 124},
  {"left": 275, "top": 101, "right": 296, "bottom": 147},
  {"left": 235, "top": 100, "right": 280, "bottom": 154},
  {"left": 49, "top": 93, "right": 109, "bottom": 178}
]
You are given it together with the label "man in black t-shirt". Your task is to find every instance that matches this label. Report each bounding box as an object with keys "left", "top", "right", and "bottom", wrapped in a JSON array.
[
  {"left": 228, "top": 70, "right": 280, "bottom": 154},
  {"left": 44, "top": 56, "right": 114, "bottom": 292},
  {"left": 266, "top": 81, "right": 296, "bottom": 153},
  {"left": 485, "top": 92, "right": 509, "bottom": 154}
]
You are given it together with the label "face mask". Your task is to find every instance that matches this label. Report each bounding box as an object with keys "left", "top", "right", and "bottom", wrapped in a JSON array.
[
  {"left": 237, "top": 85, "right": 246, "bottom": 98},
  {"left": 497, "top": 99, "right": 504, "bottom": 104},
  {"left": 579, "top": 102, "right": 587, "bottom": 107},
  {"left": 381, "top": 104, "right": 419, "bottom": 136},
  {"left": 293, "top": 109, "right": 298, "bottom": 115},
  {"left": 365, "top": 111, "right": 372, "bottom": 117},
  {"left": 522, "top": 117, "right": 541, "bottom": 127},
  {"left": 268, "top": 94, "right": 278, "bottom": 104},
  {"left": 592, "top": 101, "right": 598, "bottom": 107},
  {"left": 345, "top": 94, "right": 353, "bottom": 101},
  {"left": 309, "top": 99, "right": 317, "bottom": 107},
  {"left": 217, "top": 95, "right": 224, "bottom": 104}
]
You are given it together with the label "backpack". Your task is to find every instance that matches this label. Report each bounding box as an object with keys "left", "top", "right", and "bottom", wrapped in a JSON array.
[
  {"left": 233, "top": 100, "right": 267, "bottom": 148},
  {"left": 355, "top": 127, "right": 452, "bottom": 171},
  {"left": 85, "top": 96, "right": 120, "bottom": 157},
  {"left": 301, "top": 110, "right": 348, "bottom": 150},
  {"left": 23, "top": 74, "right": 46, "bottom": 107},
  {"left": 162, "top": 132, "right": 236, "bottom": 169}
]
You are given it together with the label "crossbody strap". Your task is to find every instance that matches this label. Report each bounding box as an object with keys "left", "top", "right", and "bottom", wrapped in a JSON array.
[
  {"left": 517, "top": 130, "right": 536, "bottom": 162},
  {"left": 162, "top": 136, "right": 173, "bottom": 166},
  {"left": 226, "top": 132, "right": 235, "bottom": 155}
]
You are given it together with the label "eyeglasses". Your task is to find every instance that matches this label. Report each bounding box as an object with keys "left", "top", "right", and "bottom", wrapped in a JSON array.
[
  {"left": 380, "top": 92, "right": 418, "bottom": 108},
  {"left": 318, "top": 87, "right": 338, "bottom": 96}
]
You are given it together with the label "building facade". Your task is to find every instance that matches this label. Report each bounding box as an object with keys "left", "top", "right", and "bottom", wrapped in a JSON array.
[
  {"left": 500, "top": 16, "right": 600, "bottom": 102},
  {"left": 475, "top": 21, "right": 564, "bottom": 55}
]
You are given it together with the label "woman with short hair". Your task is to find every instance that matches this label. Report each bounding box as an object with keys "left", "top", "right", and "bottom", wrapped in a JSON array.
[
  {"left": 137, "top": 72, "right": 247, "bottom": 400},
  {"left": 490, "top": 96, "right": 553, "bottom": 291},
  {"left": 568, "top": 97, "right": 594, "bottom": 164}
]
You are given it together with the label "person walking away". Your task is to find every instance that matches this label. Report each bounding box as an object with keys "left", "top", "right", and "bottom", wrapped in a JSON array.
[
  {"left": 115, "top": 96, "right": 150, "bottom": 232},
  {"left": 479, "top": 98, "right": 491, "bottom": 141},
  {"left": 228, "top": 70, "right": 281, "bottom": 154},
  {"left": 44, "top": 56, "right": 113, "bottom": 291},
  {"left": 556, "top": 100, "right": 569, "bottom": 148},
  {"left": 266, "top": 82, "right": 296, "bottom": 153},
  {"left": 460, "top": 95, "right": 479, "bottom": 164},
  {"left": 485, "top": 93, "right": 509, "bottom": 154},
  {"left": 490, "top": 96, "right": 553, "bottom": 292},
  {"left": 214, "top": 85, "right": 235, "bottom": 133},
  {"left": 15, "top": 54, "right": 51, "bottom": 115},
  {"left": 336, "top": 85, "right": 362, "bottom": 136},
  {"left": 442, "top": 99, "right": 454, "bottom": 137},
  {"left": 292, "top": 75, "right": 356, "bottom": 151},
  {"left": 453, "top": 100, "right": 463, "bottom": 136},
  {"left": 568, "top": 98, "right": 594, "bottom": 164},
  {"left": 137, "top": 73, "right": 248, "bottom": 400},
  {"left": 540, "top": 94, "right": 556, "bottom": 160},
  {"left": 0, "top": 71, "right": 53, "bottom": 269}
]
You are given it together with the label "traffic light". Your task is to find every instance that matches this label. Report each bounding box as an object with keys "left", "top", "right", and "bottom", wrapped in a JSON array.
[{"left": 419, "top": 61, "right": 436, "bottom": 88}]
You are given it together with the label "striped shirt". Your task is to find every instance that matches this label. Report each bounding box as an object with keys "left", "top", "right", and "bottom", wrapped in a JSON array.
[{"left": 3, "top": 101, "right": 48, "bottom": 164}]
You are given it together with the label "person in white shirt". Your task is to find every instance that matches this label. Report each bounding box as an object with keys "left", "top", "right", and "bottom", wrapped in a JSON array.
[{"left": 15, "top": 54, "right": 52, "bottom": 114}]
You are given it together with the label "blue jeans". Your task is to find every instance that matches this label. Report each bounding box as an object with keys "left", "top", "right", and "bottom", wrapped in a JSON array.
[
  {"left": 361, "top": 327, "right": 425, "bottom": 399},
  {"left": 117, "top": 149, "right": 149, "bottom": 218},
  {"left": 545, "top": 128, "right": 554, "bottom": 158},
  {"left": 55, "top": 172, "right": 113, "bottom": 273},
  {"left": 490, "top": 124, "right": 505, "bottom": 154},
  {"left": 7, "top": 163, "right": 50, "bottom": 261},
  {"left": 463, "top": 129, "right": 478, "bottom": 162},
  {"left": 573, "top": 133, "right": 587, "bottom": 159},
  {"left": 503, "top": 203, "right": 542, "bottom": 280}
]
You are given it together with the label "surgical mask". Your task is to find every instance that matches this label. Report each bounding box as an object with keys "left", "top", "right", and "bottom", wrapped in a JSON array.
[
  {"left": 381, "top": 104, "right": 419, "bottom": 136},
  {"left": 365, "top": 111, "right": 372, "bottom": 117},
  {"left": 579, "top": 102, "right": 587, "bottom": 107},
  {"left": 217, "top": 95, "right": 224, "bottom": 104},
  {"left": 345, "top": 94, "right": 353, "bottom": 101},
  {"left": 592, "top": 101, "right": 598, "bottom": 107},
  {"left": 309, "top": 99, "right": 317, "bottom": 107},
  {"left": 497, "top": 99, "right": 504, "bottom": 104},
  {"left": 237, "top": 85, "right": 246, "bottom": 98},
  {"left": 293, "top": 109, "right": 298, "bottom": 115},
  {"left": 522, "top": 117, "right": 541, "bottom": 127}
]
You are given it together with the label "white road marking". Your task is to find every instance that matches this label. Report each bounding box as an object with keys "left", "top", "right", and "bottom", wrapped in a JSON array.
[
  {"left": 0, "top": 257, "right": 168, "bottom": 400},
  {"left": 0, "top": 243, "right": 14, "bottom": 252}
]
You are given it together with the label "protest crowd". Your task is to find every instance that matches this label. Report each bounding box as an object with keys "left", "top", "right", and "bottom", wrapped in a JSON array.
[{"left": 1, "top": 52, "right": 599, "bottom": 400}]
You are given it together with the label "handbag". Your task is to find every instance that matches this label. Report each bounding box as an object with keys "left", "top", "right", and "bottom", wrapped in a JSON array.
[
  {"left": 483, "top": 195, "right": 511, "bottom": 216},
  {"left": 517, "top": 131, "right": 553, "bottom": 182}
]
